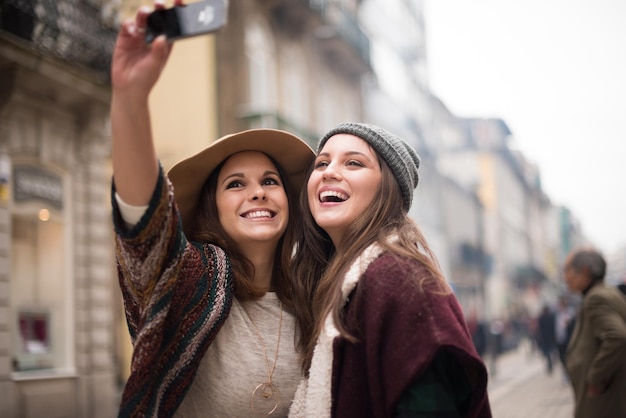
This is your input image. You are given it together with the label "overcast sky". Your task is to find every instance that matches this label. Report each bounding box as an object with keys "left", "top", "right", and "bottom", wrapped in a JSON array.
[{"left": 423, "top": 0, "right": 626, "bottom": 254}]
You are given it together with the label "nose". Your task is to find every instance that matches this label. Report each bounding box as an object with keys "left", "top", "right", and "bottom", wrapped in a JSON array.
[
  {"left": 322, "top": 162, "right": 342, "bottom": 181},
  {"left": 250, "top": 183, "right": 267, "bottom": 201}
]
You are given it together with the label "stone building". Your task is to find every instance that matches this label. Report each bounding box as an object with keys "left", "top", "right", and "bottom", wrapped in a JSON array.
[
  {"left": 0, "top": 1, "right": 119, "bottom": 416},
  {"left": 214, "top": 0, "right": 372, "bottom": 140}
]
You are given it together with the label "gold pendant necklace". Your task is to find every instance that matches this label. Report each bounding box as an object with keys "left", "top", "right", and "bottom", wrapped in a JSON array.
[{"left": 247, "top": 300, "right": 283, "bottom": 415}]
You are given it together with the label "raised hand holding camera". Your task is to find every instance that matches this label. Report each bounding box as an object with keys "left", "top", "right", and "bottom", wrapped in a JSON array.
[{"left": 145, "top": 0, "right": 228, "bottom": 43}]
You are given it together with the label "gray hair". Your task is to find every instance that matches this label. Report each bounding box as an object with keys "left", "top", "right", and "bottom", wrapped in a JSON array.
[{"left": 568, "top": 248, "right": 607, "bottom": 282}]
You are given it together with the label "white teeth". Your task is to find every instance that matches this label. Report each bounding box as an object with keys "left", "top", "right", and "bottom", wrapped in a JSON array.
[
  {"left": 320, "top": 190, "right": 348, "bottom": 202},
  {"left": 244, "top": 210, "right": 273, "bottom": 219}
]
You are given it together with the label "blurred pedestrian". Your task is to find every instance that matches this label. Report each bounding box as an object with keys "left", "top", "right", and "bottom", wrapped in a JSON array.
[
  {"left": 468, "top": 310, "right": 488, "bottom": 358},
  {"left": 563, "top": 248, "right": 626, "bottom": 418},
  {"left": 487, "top": 318, "right": 505, "bottom": 377},
  {"left": 536, "top": 305, "right": 556, "bottom": 374},
  {"left": 555, "top": 296, "right": 574, "bottom": 380}
]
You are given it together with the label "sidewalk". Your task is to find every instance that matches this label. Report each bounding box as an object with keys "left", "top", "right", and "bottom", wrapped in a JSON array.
[{"left": 487, "top": 344, "right": 574, "bottom": 418}]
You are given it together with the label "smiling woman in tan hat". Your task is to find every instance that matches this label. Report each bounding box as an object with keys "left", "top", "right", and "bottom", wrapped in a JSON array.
[{"left": 109, "top": 2, "right": 314, "bottom": 417}]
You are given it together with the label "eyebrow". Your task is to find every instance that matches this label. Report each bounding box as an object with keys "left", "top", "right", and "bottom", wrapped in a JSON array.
[
  {"left": 221, "top": 170, "right": 280, "bottom": 185},
  {"left": 317, "top": 150, "right": 374, "bottom": 160}
]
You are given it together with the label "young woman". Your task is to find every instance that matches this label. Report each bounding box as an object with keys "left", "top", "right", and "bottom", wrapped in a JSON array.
[
  {"left": 289, "top": 123, "right": 492, "bottom": 417},
  {"left": 110, "top": 2, "right": 314, "bottom": 417}
]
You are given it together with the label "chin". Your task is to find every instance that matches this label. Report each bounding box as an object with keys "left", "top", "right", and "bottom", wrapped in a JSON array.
[
  {"left": 252, "top": 230, "right": 285, "bottom": 242},
  {"left": 313, "top": 219, "right": 334, "bottom": 230},
  {"left": 315, "top": 221, "right": 344, "bottom": 235}
]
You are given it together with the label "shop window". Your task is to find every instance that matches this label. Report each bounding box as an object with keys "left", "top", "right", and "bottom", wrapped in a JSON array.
[
  {"left": 17, "top": 310, "right": 51, "bottom": 370},
  {"left": 10, "top": 164, "right": 72, "bottom": 374}
]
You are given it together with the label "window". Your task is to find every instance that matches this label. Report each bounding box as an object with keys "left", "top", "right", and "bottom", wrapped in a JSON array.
[
  {"left": 10, "top": 164, "right": 72, "bottom": 374},
  {"left": 245, "top": 20, "right": 277, "bottom": 112},
  {"left": 17, "top": 310, "right": 51, "bottom": 369},
  {"left": 281, "top": 45, "right": 309, "bottom": 129}
]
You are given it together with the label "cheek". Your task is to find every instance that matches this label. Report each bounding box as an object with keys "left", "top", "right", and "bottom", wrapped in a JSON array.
[
  {"left": 360, "top": 182, "right": 379, "bottom": 206},
  {"left": 215, "top": 203, "right": 228, "bottom": 228},
  {"left": 215, "top": 194, "right": 233, "bottom": 221},
  {"left": 367, "top": 188, "right": 378, "bottom": 204}
]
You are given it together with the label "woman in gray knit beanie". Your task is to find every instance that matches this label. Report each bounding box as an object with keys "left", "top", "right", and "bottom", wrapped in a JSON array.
[{"left": 290, "top": 123, "right": 492, "bottom": 418}]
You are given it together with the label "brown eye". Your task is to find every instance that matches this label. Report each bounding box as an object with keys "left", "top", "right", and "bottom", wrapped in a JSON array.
[
  {"left": 226, "top": 180, "right": 244, "bottom": 189},
  {"left": 262, "top": 177, "right": 280, "bottom": 186}
]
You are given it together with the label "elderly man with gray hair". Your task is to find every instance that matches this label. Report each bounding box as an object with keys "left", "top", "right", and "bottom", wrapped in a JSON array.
[{"left": 563, "top": 248, "right": 626, "bottom": 418}]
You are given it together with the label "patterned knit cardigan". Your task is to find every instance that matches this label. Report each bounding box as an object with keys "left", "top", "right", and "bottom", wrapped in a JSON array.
[{"left": 112, "top": 169, "right": 234, "bottom": 417}]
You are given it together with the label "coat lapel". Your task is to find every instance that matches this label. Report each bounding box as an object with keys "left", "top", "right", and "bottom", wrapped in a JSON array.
[{"left": 289, "top": 244, "right": 383, "bottom": 418}]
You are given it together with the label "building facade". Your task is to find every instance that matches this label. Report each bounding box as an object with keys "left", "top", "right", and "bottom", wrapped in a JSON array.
[
  {"left": 0, "top": 1, "right": 120, "bottom": 416},
  {"left": 215, "top": 0, "right": 371, "bottom": 141}
]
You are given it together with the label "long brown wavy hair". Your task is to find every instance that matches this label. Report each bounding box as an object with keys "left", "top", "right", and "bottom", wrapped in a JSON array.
[
  {"left": 187, "top": 153, "right": 301, "bottom": 312},
  {"left": 292, "top": 152, "right": 448, "bottom": 374}
]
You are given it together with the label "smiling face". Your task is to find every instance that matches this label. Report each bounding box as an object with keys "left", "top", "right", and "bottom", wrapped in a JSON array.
[
  {"left": 216, "top": 151, "right": 288, "bottom": 249},
  {"left": 307, "top": 134, "right": 382, "bottom": 246}
]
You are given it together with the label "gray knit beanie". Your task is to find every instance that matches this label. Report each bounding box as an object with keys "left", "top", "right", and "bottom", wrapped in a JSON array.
[{"left": 318, "top": 122, "right": 420, "bottom": 211}]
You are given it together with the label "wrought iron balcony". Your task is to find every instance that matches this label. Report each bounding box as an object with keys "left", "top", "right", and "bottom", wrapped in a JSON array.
[
  {"left": 265, "top": 0, "right": 371, "bottom": 74},
  {"left": 0, "top": 0, "right": 118, "bottom": 82}
]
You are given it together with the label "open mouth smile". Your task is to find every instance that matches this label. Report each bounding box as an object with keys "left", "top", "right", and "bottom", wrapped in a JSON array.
[
  {"left": 319, "top": 190, "right": 349, "bottom": 203},
  {"left": 241, "top": 210, "right": 276, "bottom": 219}
]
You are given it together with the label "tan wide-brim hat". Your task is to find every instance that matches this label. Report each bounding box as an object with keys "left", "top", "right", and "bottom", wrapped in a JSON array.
[{"left": 167, "top": 128, "right": 315, "bottom": 234}]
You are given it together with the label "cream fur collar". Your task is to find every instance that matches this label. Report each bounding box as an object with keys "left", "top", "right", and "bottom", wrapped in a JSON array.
[{"left": 288, "top": 243, "right": 384, "bottom": 418}]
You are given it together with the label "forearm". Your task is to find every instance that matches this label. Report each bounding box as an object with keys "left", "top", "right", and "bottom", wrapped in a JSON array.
[
  {"left": 110, "top": 5, "right": 172, "bottom": 206},
  {"left": 111, "top": 91, "right": 159, "bottom": 205}
]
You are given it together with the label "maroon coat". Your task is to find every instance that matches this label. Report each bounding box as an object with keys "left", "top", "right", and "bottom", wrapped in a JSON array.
[{"left": 331, "top": 252, "right": 491, "bottom": 418}]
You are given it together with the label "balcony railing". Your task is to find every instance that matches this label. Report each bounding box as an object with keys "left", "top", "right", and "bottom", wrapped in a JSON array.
[
  {"left": 307, "top": 0, "right": 370, "bottom": 69},
  {"left": 0, "top": 0, "right": 118, "bottom": 82},
  {"left": 267, "top": 0, "right": 371, "bottom": 73}
]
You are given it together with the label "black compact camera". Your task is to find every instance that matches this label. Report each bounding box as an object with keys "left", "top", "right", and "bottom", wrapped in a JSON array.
[{"left": 145, "top": 0, "right": 227, "bottom": 43}]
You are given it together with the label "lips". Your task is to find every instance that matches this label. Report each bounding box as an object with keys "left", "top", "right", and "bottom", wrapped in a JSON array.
[
  {"left": 241, "top": 209, "right": 275, "bottom": 219},
  {"left": 319, "top": 190, "right": 349, "bottom": 203}
]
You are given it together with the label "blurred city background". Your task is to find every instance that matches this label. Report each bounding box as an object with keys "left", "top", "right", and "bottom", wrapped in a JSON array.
[{"left": 0, "top": 0, "right": 623, "bottom": 416}]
